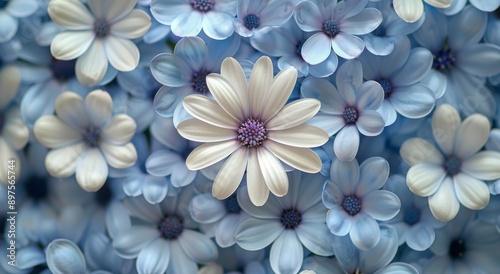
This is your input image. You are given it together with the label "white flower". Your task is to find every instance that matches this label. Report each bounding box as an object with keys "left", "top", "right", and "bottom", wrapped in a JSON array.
[
  {"left": 34, "top": 90, "right": 138, "bottom": 192},
  {"left": 0, "top": 65, "right": 29, "bottom": 185},
  {"left": 393, "top": 0, "right": 451, "bottom": 23},
  {"left": 177, "top": 56, "right": 328, "bottom": 206},
  {"left": 400, "top": 104, "right": 500, "bottom": 222},
  {"left": 48, "top": 0, "right": 151, "bottom": 86}
]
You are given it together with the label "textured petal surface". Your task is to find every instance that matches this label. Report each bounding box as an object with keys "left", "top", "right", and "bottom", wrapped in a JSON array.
[
  {"left": 258, "top": 147, "right": 288, "bottom": 197},
  {"left": 212, "top": 147, "right": 247, "bottom": 200},
  {"left": 453, "top": 173, "right": 490, "bottom": 210},
  {"left": 406, "top": 164, "right": 446, "bottom": 197},
  {"left": 75, "top": 148, "right": 108, "bottom": 192},
  {"left": 428, "top": 177, "right": 460, "bottom": 222},
  {"left": 270, "top": 230, "right": 303, "bottom": 274}
]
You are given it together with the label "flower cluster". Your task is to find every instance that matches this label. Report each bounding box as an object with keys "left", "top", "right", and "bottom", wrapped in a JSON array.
[{"left": 2, "top": 0, "right": 500, "bottom": 274}]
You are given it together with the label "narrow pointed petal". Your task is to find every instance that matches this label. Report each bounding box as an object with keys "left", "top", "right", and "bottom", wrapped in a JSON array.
[
  {"left": 177, "top": 118, "right": 236, "bottom": 142},
  {"left": 261, "top": 67, "right": 297, "bottom": 122},
  {"left": 220, "top": 57, "right": 249, "bottom": 117},
  {"left": 334, "top": 125, "right": 360, "bottom": 162},
  {"left": 266, "top": 99, "right": 321, "bottom": 130},
  {"left": 206, "top": 74, "right": 246, "bottom": 121},
  {"left": 268, "top": 124, "right": 328, "bottom": 148},
  {"left": 246, "top": 149, "right": 270, "bottom": 206},
  {"left": 185, "top": 141, "right": 239, "bottom": 170},
  {"left": 257, "top": 147, "right": 288, "bottom": 197},
  {"left": 212, "top": 148, "right": 247, "bottom": 200},
  {"left": 249, "top": 56, "right": 273, "bottom": 116},
  {"left": 265, "top": 140, "right": 323, "bottom": 173},
  {"left": 183, "top": 95, "right": 239, "bottom": 129}
]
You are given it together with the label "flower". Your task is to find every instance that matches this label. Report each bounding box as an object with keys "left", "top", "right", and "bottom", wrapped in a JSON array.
[
  {"left": 234, "top": 0, "right": 294, "bottom": 37},
  {"left": 393, "top": 0, "right": 451, "bottom": 23},
  {"left": 34, "top": 90, "right": 138, "bottom": 192},
  {"left": 0, "top": 0, "right": 38, "bottom": 43},
  {"left": 400, "top": 104, "right": 500, "bottom": 221},
  {"left": 48, "top": 0, "right": 151, "bottom": 86},
  {"left": 322, "top": 156, "right": 400, "bottom": 250},
  {"left": 177, "top": 56, "right": 328, "bottom": 206}
]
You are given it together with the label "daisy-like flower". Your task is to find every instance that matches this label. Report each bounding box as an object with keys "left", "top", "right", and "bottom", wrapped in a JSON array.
[
  {"left": 48, "top": 0, "right": 151, "bottom": 87},
  {"left": 34, "top": 90, "right": 138, "bottom": 192},
  {"left": 393, "top": 0, "right": 451, "bottom": 23},
  {"left": 234, "top": 0, "right": 295, "bottom": 37},
  {"left": 177, "top": 56, "right": 328, "bottom": 206},
  {"left": 400, "top": 104, "right": 500, "bottom": 222}
]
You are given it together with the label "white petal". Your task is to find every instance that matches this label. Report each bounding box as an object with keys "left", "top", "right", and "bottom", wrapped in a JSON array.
[
  {"left": 453, "top": 173, "right": 490, "bottom": 210},
  {"left": 428, "top": 177, "right": 460, "bottom": 222},
  {"left": 268, "top": 124, "right": 328, "bottom": 148},
  {"left": 177, "top": 118, "right": 236, "bottom": 142},
  {"left": 206, "top": 74, "right": 246, "bottom": 121},
  {"left": 265, "top": 140, "right": 322, "bottom": 173},
  {"left": 104, "top": 36, "right": 140, "bottom": 72},
  {"left": 186, "top": 141, "right": 240, "bottom": 170},
  {"left": 112, "top": 226, "right": 160, "bottom": 259},
  {"left": 266, "top": 99, "right": 321, "bottom": 130},
  {"left": 101, "top": 114, "right": 137, "bottom": 145},
  {"left": 431, "top": 104, "right": 461, "bottom": 156},
  {"left": 110, "top": 9, "right": 151, "bottom": 39},
  {"left": 48, "top": 0, "right": 94, "bottom": 30},
  {"left": 46, "top": 239, "right": 87, "bottom": 274},
  {"left": 220, "top": 57, "right": 249, "bottom": 118},
  {"left": 54, "top": 91, "right": 89, "bottom": 130},
  {"left": 85, "top": 89, "right": 113, "bottom": 128},
  {"left": 400, "top": 138, "right": 444, "bottom": 166},
  {"left": 75, "top": 148, "right": 108, "bottom": 192},
  {"left": 2, "top": 108, "right": 29, "bottom": 150},
  {"left": 178, "top": 230, "right": 218, "bottom": 263},
  {"left": 45, "top": 143, "right": 86, "bottom": 178},
  {"left": 301, "top": 32, "right": 331, "bottom": 65},
  {"left": 100, "top": 142, "right": 137, "bottom": 169},
  {"left": 136, "top": 238, "right": 170, "bottom": 274},
  {"left": 249, "top": 56, "right": 273, "bottom": 117},
  {"left": 212, "top": 148, "right": 248, "bottom": 200},
  {"left": 355, "top": 110, "right": 384, "bottom": 136},
  {"left": 246, "top": 149, "right": 270, "bottom": 206},
  {"left": 393, "top": 0, "right": 424, "bottom": 23},
  {"left": 257, "top": 147, "right": 288, "bottom": 197},
  {"left": 261, "top": 67, "right": 297, "bottom": 122},
  {"left": 34, "top": 115, "right": 82, "bottom": 148},
  {"left": 0, "top": 65, "right": 20, "bottom": 109},
  {"left": 50, "top": 31, "right": 95, "bottom": 60},
  {"left": 183, "top": 94, "right": 239, "bottom": 129},
  {"left": 75, "top": 39, "right": 108, "bottom": 86},
  {"left": 334, "top": 125, "right": 360, "bottom": 162},
  {"left": 426, "top": 0, "right": 452, "bottom": 8},
  {"left": 270, "top": 230, "right": 303, "bottom": 274},
  {"left": 406, "top": 164, "right": 446, "bottom": 197},
  {"left": 454, "top": 114, "right": 490, "bottom": 159},
  {"left": 462, "top": 151, "right": 500, "bottom": 180}
]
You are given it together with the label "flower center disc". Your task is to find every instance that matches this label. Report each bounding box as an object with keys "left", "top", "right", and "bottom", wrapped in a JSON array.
[
  {"left": 82, "top": 127, "right": 101, "bottom": 147},
  {"left": 433, "top": 47, "right": 455, "bottom": 71},
  {"left": 237, "top": 118, "right": 267, "bottom": 148},
  {"left": 192, "top": 70, "right": 210, "bottom": 94},
  {"left": 444, "top": 157, "right": 461, "bottom": 176},
  {"left": 343, "top": 107, "right": 358, "bottom": 124},
  {"left": 191, "top": 0, "right": 215, "bottom": 12},
  {"left": 159, "top": 215, "right": 184, "bottom": 240},
  {"left": 281, "top": 208, "right": 302, "bottom": 229},
  {"left": 404, "top": 206, "right": 421, "bottom": 225},
  {"left": 342, "top": 195, "right": 362, "bottom": 216},
  {"left": 323, "top": 20, "right": 340, "bottom": 37},
  {"left": 93, "top": 18, "right": 110, "bottom": 38},
  {"left": 244, "top": 14, "right": 260, "bottom": 30}
]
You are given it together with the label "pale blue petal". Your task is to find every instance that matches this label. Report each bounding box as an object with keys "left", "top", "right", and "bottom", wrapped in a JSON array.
[
  {"left": 150, "top": 0, "right": 191, "bottom": 25},
  {"left": 178, "top": 230, "right": 218, "bottom": 263},
  {"left": 0, "top": 11, "right": 17, "bottom": 43},
  {"left": 405, "top": 224, "right": 435, "bottom": 251},
  {"left": 356, "top": 81, "right": 384, "bottom": 110},
  {"left": 142, "top": 176, "right": 169, "bottom": 204},
  {"left": 202, "top": 12, "right": 235, "bottom": 40},
  {"left": 336, "top": 60, "right": 362, "bottom": 105},
  {"left": 279, "top": 55, "right": 310, "bottom": 77},
  {"left": 174, "top": 37, "right": 209, "bottom": 72},
  {"left": 235, "top": 218, "right": 284, "bottom": 250},
  {"left": 20, "top": 81, "right": 61, "bottom": 127},
  {"left": 412, "top": 7, "right": 447, "bottom": 52},
  {"left": 215, "top": 214, "right": 241, "bottom": 248},
  {"left": 441, "top": 0, "right": 466, "bottom": 15},
  {"left": 340, "top": 8, "right": 383, "bottom": 35},
  {"left": 58, "top": 206, "right": 87, "bottom": 243},
  {"left": 153, "top": 86, "right": 192, "bottom": 117},
  {"left": 329, "top": 155, "right": 360, "bottom": 195},
  {"left": 296, "top": 222, "right": 334, "bottom": 256},
  {"left": 46, "top": 239, "right": 86, "bottom": 274},
  {"left": 105, "top": 202, "right": 131, "bottom": 240},
  {"left": 237, "top": 185, "right": 282, "bottom": 219},
  {"left": 259, "top": 0, "right": 294, "bottom": 27},
  {"left": 356, "top": 110, "right": 385, "bottom": 136},
  {"left": 392, "top": 47, "right": 433, "bottom": 86},
  {"left": 364, "top": 35, "right": 394, "bottom": 56},
  {"left": 294, "top": 1, "right": 323, "bottom": 32},
  {"left": 375, "top": 263, "right": 419, "bottom": 274},
  {"left": 189, "top": 193, "right": 226, "bottom": 223},
  {"left": 330, "top": 234, "right": 359, "bottom": 273},
  {"left": 326, "top": 206, "right": 352, "bottom": 236},
  {"left": 309, "top": 51, "right": 338, "bottom": 77},
  {"left": 301, "top": 32, "right": 331, "bottom": 65},
  {"left": 171, "top": 164, "right": 196, "bottom": 188},
  {"left": 16, "top": 246, "right": 45, "bottom": 270},
  {"left": 269, "top": 230, "right": 303, "bottom": 274},
  {"left": 150, "top": 115, "right": 187, "bottom": 150},
  {"left": 448, "top": 5, "right": 487, "bottom": 49},
  {"left": 251, "top": 26, "right": 296, "bottom": 56},
  {"left": 150, "top": 54, "right": 192, "bottom": 87},
  {"left": 322, "top": 180, "right": 344, "bottom": 208},
  {"left": 331, "top": 33, "right": 365, "bottom": 59},
  {"left": 167, "top": 241, "right": 198, "bottom": 274},
  {"left": 136, "top": 238, "right": 170, "bottom": 274},
  {"left": 112, "top": 226, "right": 160, "bottom": 259},
  {"left": 123, "top": 197, "right": 163, "bottom": 223},
  {"left": 470, "top": 0, "right": 500, "bottom": 11},
  {"left": 350, "top": 213, "right": 380, "bottom": 250},
  {"left": 377, "top": 100, "right": 397, "bottom": 126},
  {"left": 456, "top": 44, "right": 500, "bottom": 77},
  {"left": 171, "top": 10, "right": 203, "bottom": 37},
  {"left": 334, "top": 0, "right": 368, "bottom": 20},
  {"left": 143, "top": 24, "right": 171, "bottom": 44},
  {"left": 7, "top": 0, "right": 38, "bottom": 17},
  {"left": 359, "top": 224, "right": 398, "bottom": 273},
  {"left": 301, "top": 77, "right": 344, "bottom": 114},
  {"left": 420, "top": 69, "right": 447, "bottom": 99},
  {"left": 356, "top": 157, "right": 389, "bottom": 197},
  {"left": 390, "top": 84, "right": 435, "bottom": 119},
  {"left": 145, "top": 149, "right": 180, "bottom": 177},
  {"left": 122, "top": 174, "right": 143, "bottom": 197},
  {"left": 361, "top": 190, "right": 400, "bottom": 221}
]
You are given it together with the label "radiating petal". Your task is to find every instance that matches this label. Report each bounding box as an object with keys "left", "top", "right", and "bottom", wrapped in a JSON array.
[
  {"left": 454, "top": 114, "right": 490, "bottom": 159},
  {"left": 355, "top": 81, "right": 384, "bottom": 110},
  {"left": 186, "top": 141, "right": 239, "bottom": 170},
  {"left": 330, "top": 156, "right": 360, "bottom": 195},
  {"left": 462, "top": 151, "right": 500, "bottom": 180},
  {"left": 296, "top": 222, "right": 334, "bottom": 256},
  {"left": 400, "top": 138, "right": 444, "bottom": 166},
  {"left": 48, "top": 0, "right": 93, "bottom": 30},
  {"left": 326, "top": 207, "right": 352, "bottom": 236},
  {"left": 267, "top": 99, "right": 321, "bottom": 130},
  {"left": 456, "top": 44, "right": 500, "bottom": 77},
  {"left": 212, "top": 148, "right": 247, "bottom": 200},
  {"left": 33, "top": 116, "right": 81, "bottom": 149},
  {"left": 270, "top": 230, "right": 303, "bottom": 274},
  {"left": 206, "top": 74, "right": 246, "bottom": 121},
  {"left": 393, "top": 0, "right": 424, "bottom": 23},
  {"left": 392, "top": 48, "right": 433, "bottom": 86},
  {"left": 308, "top": 114, "right": 345, "bottom": 136},
  {"left": 448, "top": 5, "right": 487, "bottom": 49},
  {"left": 46, "top": 239, "right": 87, "bottom": 274},
  {"left": 301, "top": 32, "right": 332, "bottom": 65},
  {"left": 356, "top": 157, "right": 390, "bottom": 197},
  {"left": 453, "top": 173, "right": 490, "bottom": 210},
  {"left": 101, "top": 114, "right": 137, "bottom": 145},
  {"left": 356, "top": 110, "right": 384, "bottom": 136},
  {"left": 294, "top": 1, "right": 323, "bottom": 32},
  {"left": 75, "top": 148, "right": 108, "bottom": 192},
  {"left": 136, "top": 238, "right": 170, "bottom": 274},
  {"left": 215, "top": 214, "right": 241, "bottom": 248},
  {"left": 104, "top": 36, "right": 139, "bottom": 72},
  {"left": 110, "top": 9, "right": 151, "bottom": 39},
  {"left": 45, "top": 143, "right": 85, "bottom": 178},
  {"left": 75, "top": 39, "right": 108, "bottom": 87},
  {"left": 50, "top": 31, "right": 95, "bottom": 60},
  {"left": 350, "top": 213, "right": 380, "bottom": 250},
  {"left": 88, "top": 0, "right": 137, "bottom": 22},
  {"left": 246, "top": 149, "right": 270, "bottom": 206},
  {"left": 258, "top": 147, "right": 288, "bottom": 197},
  {"left": 340, "top": 8, "right": 383, "bottom": 35},
  {"left": 248, "top": 56, "right": 273, "bottom": 117},
  {"left": 84, "top": 90, "right": 113, "bottom": 127},
  {"left": 177, "top": 118, "right": 236, "bottom": 142},
  {"left": 428, "top": 177, "right": 460, "bottom": 222},
  {"left": 171, "top": 10, "right": 203, "bottom": 37},
  {"left": 265, "top": 140, "right": 322, "bottom": 173},
  {"left": 431, "top": 104, "right": 461, "bottom": 156},
  {"left": 334, "top": 125, "right": 360, "bottom": 162},
  {"left": 183, "top": 95, "right": 239, "bottom": 128},
  {"left": 336, "top": 60, "right": 362, "bottom": 105},
  {"left": 202, "top": 11, "right": 235, "bottom": 40},
  {"left": 261, "top": 67, "right": 297, "bottom": 122},
  {"left": 361, "top": 190, "right": 400, "bottom": 221},
  {"left": 178, "top": 230, "right": 218, "bottom": 263},
  {"left": 406, "top": 164, "right": 446, "bottom": 197},
  {"left": 268, "top": 124, "right": 328, "bottom": 148},
  {"left": 406, "top": 224, "right": 435, "bottom": 251},
  {"left": 100, "top": 142, "right": 137, "bottom": 169},
  {"left": 235, "top": 218, "right": 283, "bottom": 250},
  {"left": 113, "top": 226, "right": 160, "bottom": 259},
  {"left": 189, "top": 194, "right": 225, "bottom": 223},
  {"left": 150, "top": 54, "right": 192, "bottom": 86},
  {"left": 300, "top": 77, "right": 344, "bottom": 114},
  {"left": 331, "top": 33, "right": 365, "bottom": 59},
  {"left": 390, "top": 85, "right": 435, "bottom": 119},
  {"left": 54, "top": 91, "right": 88, "bottom": 130}
]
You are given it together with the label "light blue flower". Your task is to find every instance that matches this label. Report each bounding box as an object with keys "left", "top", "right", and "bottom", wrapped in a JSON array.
[
  {"left": 150, "top": 0, "right": 237, "bottom": 40},
  {"left": 214, "top": 245, "right": 266, "bottom": 274},
  {"left": 303, "top": 60, "right": 385, "bottom": 161},
  {"left": 0, "top": 0, "right": 39, "bottom": 43},
  {"left": 234, "top": 0, "right": 294, "bottom": 37},
  {"left": 294, "top": 0, "right": 382, "bottom": 65},
  {"left": 235, "top": 171, "right": 334, "bottom": 274},
  {"left": 322, "top": 157, "right": 400, "bottom": 250},
  {"left": 83, "top": 232, "right": 136, "bottom": 273},
  {"left": 358, "top": 36, "right": 436, "bottom": 126}
]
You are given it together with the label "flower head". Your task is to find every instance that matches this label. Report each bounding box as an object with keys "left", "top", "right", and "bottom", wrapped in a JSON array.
[{"left": 177, "top": 56, "right": 328, "bottom": 206}]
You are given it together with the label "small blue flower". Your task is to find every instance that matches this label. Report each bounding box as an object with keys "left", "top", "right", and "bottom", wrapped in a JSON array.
[{"left": 234, "top": 0, "right": 294, "bottom": 38}]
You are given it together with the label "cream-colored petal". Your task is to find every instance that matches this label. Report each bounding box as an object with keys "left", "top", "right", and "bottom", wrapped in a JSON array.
[
  {"left": 177, "top": 118, "right": 236, "bottom": 143},
  {"left": 206, "top": 74, "right": 246, "bottom": 122},
  {"left": 462, "top": 151, "right": 500, "bottom": 181},
  {"left": 406, "top": 164, "right": 446, "bottom": 197},
  {"left": 110, "top": 9, "right": 151, "bottom": 39},
  {"left": 100, "top": 142, "right": 137, "bottom": 169},
  {"left": 261, "top": 67, "right": 297, "bottom": 122},
  {"left": 268, "top": 124, "right": 328, "bottom": 148},
  {"left": 393, "top": 0, "right": 424, "bottom": 23},
  {"left": 246, "top": 149, "right": 269, "bottom": 206},
  {"left": 84, "top": 90, "right": 113, "bottom": 128},
  {"left": 34, "top": 115, "right": 82, "bottom": 149},
  {"left": 45, "top": 142, "right": 86, "bottom": 178},
  {"left": 50, "top": 31, "right": 95, "bottom": 60},
  {"left": 75, "top": 148, "right": 108, "bottom": 192},
  {"left": 0, "top": 137, "right": 20, "bottom": 184},
  {"left": 428, "top": 177, "right": 460, "bottom": 222},
  {"left": 75, "top": 38, "right": 107, "bottom": 87},
  {"left": 454, "top": 114, "right": 490, "bottom": 159},
  {"left": 88, "top": 0, "right": 137, "bottom": 23},
  {"left": 431, "top": 104, "right": 461, "bottom": 156},
  {"left": 3, "top": 108, "right": 29, "bottom": 150},
  {"left": 186, "top": 141, "right": 240, "bottom": 170},
  {"left": 54, "top": 91, "right": 89, "bottom": 130},
  {"left": 48, "top": 0, "right": 94, "bottom": 30},
  {"left": 101, "top": 114, "right": 137, "bottom": 145},
  {"left": 257, "top": 147, "right": 288, "bottom": 197},
  {"left": 265, "top": 140, "right": 322, "bottom": 174},
  {"left": 212, "top": 148, "right": 247, "bottom": 200},
  {"left": 220, "top": 57, "right": 249, "bottom": 118},
  {"left": 104, "top": 36, "right": 140, "bottom": 72},
  {"left": 400, "top": 138, "right": 444, "bottom": 166},
  {"left": 453, "top": 173, "right": 490, "bottom": 210},
  {"left": 425, "top": 0, "right": 452, "bottom": 8},
  {"left": 248, "top": 56, "right": 273, "bottom": 117},
  {"left": 266, "top": 99, "right": 320, "bottom": 130},
  {"left": 0, "top": 65, "right": 20, "bottom": 109},
  {"left": 183, "top": 95, "right": 239, "bottom": 129}
]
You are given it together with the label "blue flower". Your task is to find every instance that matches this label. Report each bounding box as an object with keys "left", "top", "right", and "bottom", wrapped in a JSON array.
[
  {"left": 322, "top": 157, "right": 400, "bottom": 250},
  {"left": 234, "top": 0, "right": 294, "bottom": 37}
]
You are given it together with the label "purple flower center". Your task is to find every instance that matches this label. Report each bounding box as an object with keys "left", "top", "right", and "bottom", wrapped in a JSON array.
[
  {"left": 444, "top": 157, "right": 461, "bottom": 176},
  {"left": 82, "top": 127, "right": 101, "bottom": 147},
  {"left": 342, "top": 195, "right": 362, "bottom": 216},
  {"left": 281, "top": 208, "right": 302, "bottom": 229},
  {"left": 403, "top": 206, "right": 420, "bottom": 225},
  {"left": 191, "top": 0, "right": 215, "bottom": 12},
  {"left": 224, "top": 194, "right": 241, "bottom": 214},
  {"left": 343, "top": 107, "right": 358, "bottom": 124},
  {"left": 323, "top": 20, "right": 340, "bottom": 37},
  {"left": 93, "top": 18, "right": 110, "bottom": 38},
  {"left": 433, "top": 47, "right": 455, "bottom": 71},
  {"left": 159, "top": 215, "right": 184, "bottom": 239},
  {"left": 379, "top": 78, "right": 393, "bottom": 98},
  {"left": 237, "top": 118, "right": 267, "bottom": 148},
  {"left": 449, "top": 238, "right": 466, "bottom": 259},
  {"left": 244, "top": 14, "right": 260, "bottom": 30},
  {"left": 192, "top": 70, "right": 210, "bottom": 94}
]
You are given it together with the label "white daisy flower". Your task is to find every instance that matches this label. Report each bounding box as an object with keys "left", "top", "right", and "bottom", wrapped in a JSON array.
[
  {"left": 177, "top": 56, "right": 328, "bottom": 206},
  {"left": 400, "top": 104, "right": 500, "bottom": 222},
  {"left": 393, "top": 0, "right": 451, "bottom": 23},
  {"left": 34, "top": 90, "right": 138, "bottom": 192},
  {"left": 48, "top": 0, "right": 151, "bottom": 86}
]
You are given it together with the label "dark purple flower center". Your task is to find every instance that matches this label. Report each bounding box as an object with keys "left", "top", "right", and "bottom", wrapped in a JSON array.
[
  {"left": 237, "top": 118, "right": 267, "bottom": 148},
  {"left": 281, "top": 208, "right": 302, "bottom": 229},
  {"left": 191, "top": 0, "right": 215, "bottom": 12},
  {"left": 449, "top": 238, "right": 466, "bottom": 259},
  {"left": 323, "top": 20, "right": 340, "bottom": 37},
  {"left": 192, "top": 70, "right": 210, "bottom": 94},
  {"left": 433, "top": 47, "right": 455, "bottom": 71},
  {"left": 82, "top": 127, "right": 101, "bottom": 147},
  {"left": 244, "top": 14, "right": 260, "bottom": 30},
  {"left": 224, "top": 194, "right": 241, "bottom": 214},
  {"left": 93, "top": 18, "right": 110, "bottom": 38},
  {"left": 444, "top": 157, "right": 461, "bottom": 176},
  {"left": 159, "top": 215, "right": 184, "bottom": 239},
  {"left": 403, "top": 206, "right": 421, "bottom": 225},
  {"left": 50, "top": 59, "right": 76, "bottom": 81},
  {"left": 343, "top": 107, "right": 358, "bottom": 124},
  {"left": 379, "top": 78, "right": 393, "bottom": 98},
  {"left": 342, "top": 195, "right": 362, "bottom": 216}
]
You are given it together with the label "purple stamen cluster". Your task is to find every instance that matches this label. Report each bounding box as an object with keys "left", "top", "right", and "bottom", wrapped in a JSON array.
[
  {"left": 323, "top": 19, "right": 340, "bottom": 37},
  {"left": 379, "top": 78, "right": 393, "bottom": 98},
  {"left": 244, "top": 14, "right": 260, "bottom": 30},
  {"left": 433, "top": 47, "right": 456, "bottom": 71},
  {"left": 281, "top": 208, "right": 302, "bottom": 229},
  {"left": 192, "top": 70, "right": 210, "bottom": 94},
  {"left": 343, "top": 107, "right": 358, "bottom": 124},
  {"left": 342, "top": 195, "right": 362, "bottom": 216},
  {"left": 93, "top": 19, "right": 110, "bottom": 38},
  {"left": 159, "top": 215, "right": 184, "bottom": 240},
  {"left": 237, "top": 118, "right": 267, "bottom": 148},
  {"left": 190, "top": 0, "right": 215, "bottom": 12},
  {"left": 82, "top": 127, "right": 101, "bottom": 147}
]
